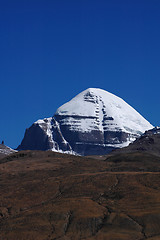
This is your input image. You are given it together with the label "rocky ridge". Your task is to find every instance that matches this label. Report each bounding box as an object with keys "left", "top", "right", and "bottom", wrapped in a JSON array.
[
  {"left": 0, "top": 144, "right": 16, "bottom": 158},
  {"left": 111, "top": 126, "right": 160, "bottom": 157}
]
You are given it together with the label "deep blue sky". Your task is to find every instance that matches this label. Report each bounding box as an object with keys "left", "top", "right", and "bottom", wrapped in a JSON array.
[{"left": 0, "top": 0, "right": 160, "bottom": 148}]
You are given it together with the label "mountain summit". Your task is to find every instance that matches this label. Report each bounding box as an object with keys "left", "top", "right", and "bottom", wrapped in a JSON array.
[{"left": 18, "top": 88, "right": 153, "bottom": 155}]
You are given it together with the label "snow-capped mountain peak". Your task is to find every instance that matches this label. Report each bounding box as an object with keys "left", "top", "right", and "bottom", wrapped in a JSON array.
[
  {"left": 56, "top": 88, "right": 153, "bottom": 135},
  {"left": 18, "top": 88, "right": 153, "bottom": 155}
]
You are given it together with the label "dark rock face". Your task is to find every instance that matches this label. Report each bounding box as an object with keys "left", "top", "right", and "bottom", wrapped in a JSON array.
[
  {"left": 16, "top": 117, "right": 146, "bottom": 156},
  {"left": 18, "top": 118, "right": 72, "bottom": 152},
  {"left": 17, "top": 119, "right": 117, "bottom": 155},
  {"left": 18, "top": 124, "right": 51, "bottom": 151}
]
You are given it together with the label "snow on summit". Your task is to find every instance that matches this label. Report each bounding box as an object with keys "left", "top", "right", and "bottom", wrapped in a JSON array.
[{"left": 56, "top": 88, "right": 153, "bottom": 135}]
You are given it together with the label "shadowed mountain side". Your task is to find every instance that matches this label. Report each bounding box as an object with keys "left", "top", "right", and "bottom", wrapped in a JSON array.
[{"left": 1, "top": 151, "right": 160, "bottom": 239}]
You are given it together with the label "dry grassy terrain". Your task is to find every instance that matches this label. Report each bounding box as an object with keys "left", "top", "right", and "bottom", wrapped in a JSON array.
[{"left": 1, "top": 151, "right": 160, "bottom": 240}]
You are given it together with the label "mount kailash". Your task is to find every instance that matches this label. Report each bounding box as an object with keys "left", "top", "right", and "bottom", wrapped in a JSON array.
[{"left": 17, "top": 88, "right": 153, "bottom": 155}]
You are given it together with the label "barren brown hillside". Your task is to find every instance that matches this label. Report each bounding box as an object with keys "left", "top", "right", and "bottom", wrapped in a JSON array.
[{"left": 1, "top": 151, "right": 160, "bottom": 240}]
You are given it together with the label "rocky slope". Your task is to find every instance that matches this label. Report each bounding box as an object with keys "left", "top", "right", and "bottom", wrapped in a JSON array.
[
  {"left": 110, "top": 126, "right": 160, "bottom": 157},
  {"left": 17, "top": 88, "right": 153, "bottom": 155},
  {"left": 1, "top": 150, "right": 160, "bottom": 239}
]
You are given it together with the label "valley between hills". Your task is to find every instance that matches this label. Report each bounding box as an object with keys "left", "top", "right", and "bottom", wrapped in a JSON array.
[{"left": 1, "top": 149, "right": 160, "bottom": 240}]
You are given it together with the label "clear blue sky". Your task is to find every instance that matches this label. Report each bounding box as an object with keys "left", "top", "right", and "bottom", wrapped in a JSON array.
[{"left": 0, "top": 0, "right": 160, "bottom": 149}]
